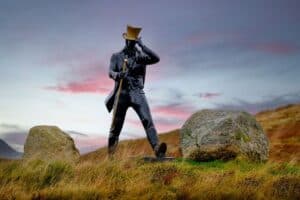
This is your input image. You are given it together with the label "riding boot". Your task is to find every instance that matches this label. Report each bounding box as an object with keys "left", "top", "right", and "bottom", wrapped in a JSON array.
[
  {"left": 146, "top": 126, "right": 167, "bottom": 158},
  {"left": 108, "top": 135, "right": 119, "bottom": 156}
]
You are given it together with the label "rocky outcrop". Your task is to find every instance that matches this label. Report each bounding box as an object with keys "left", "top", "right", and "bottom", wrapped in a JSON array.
[
  {"left": 23, "top": 125, "right": 80, "bottom": 163},
  {"left": 180, "top": 109, "right": 269, "bottom": 162}
]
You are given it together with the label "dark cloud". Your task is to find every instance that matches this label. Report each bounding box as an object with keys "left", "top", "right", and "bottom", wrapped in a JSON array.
[
  {"left": 198, "top": 92, "right": 222, "bottom": 99},
  {"left": 213, "top": 91, "right": 300, "bottom": 114},
  {"left": 147, "top": 87, "right": 188, "bottom": 107}
]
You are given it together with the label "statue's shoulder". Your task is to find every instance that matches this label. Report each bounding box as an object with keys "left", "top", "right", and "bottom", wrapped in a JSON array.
[
  {"left": 109, "top": 49, "right": 120, "bottom": 56},
  {"left": 110, "top": 52, "right": 119, "bottom": 58}
]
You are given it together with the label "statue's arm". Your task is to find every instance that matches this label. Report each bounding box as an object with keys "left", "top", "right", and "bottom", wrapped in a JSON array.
[
  {"left": 108, "top": 54, "right": 121, "bottom": 80},
  {"left": 136, "top": 44, "right": 160, "bottom": 65}
]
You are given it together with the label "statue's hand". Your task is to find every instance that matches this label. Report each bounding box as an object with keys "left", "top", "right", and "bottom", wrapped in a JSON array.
[{"left": 118, "top": 71, "right": 128, "bottom": 79}]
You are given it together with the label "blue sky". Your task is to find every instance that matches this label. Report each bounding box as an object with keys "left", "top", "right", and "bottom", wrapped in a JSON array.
[{"left": 0, "top": 0, "right": 299, "bottom": 153}]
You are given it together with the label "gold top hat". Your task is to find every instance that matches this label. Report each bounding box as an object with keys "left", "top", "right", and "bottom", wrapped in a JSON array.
[{"left": 122, "top": 24, "right": 142, "bottom": 41}]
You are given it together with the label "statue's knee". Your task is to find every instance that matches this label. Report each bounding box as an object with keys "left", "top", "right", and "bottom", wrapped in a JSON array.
[
  {"left": 109, "top": 117, "right": 124, "bottom": 135},
  {"left": 142, "top": 118, "right": 153, "bottom": 129}
]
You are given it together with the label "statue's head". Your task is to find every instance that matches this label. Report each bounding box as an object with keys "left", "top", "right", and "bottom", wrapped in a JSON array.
[
  {"left": 122, "top": 24, "right": 142, "bottom": 49},
  {"left": 125, "top": 39, "right": 136, "bottom": 49}
]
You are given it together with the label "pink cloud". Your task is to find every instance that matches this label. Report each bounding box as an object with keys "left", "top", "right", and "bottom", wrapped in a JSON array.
[
  {"left": 154, "top": 119, "right": 181, "bottom": 133},
  {"left": 44, "top": 57, "right": 115, "bottom": 94},
  {"left": 127, "top": 117, "right": 180, "bottom": 133},
  {"left": 127, "top": 118, "right": 141, "bottom": 127},
  {"left": 152, "top": 103, "right": 195, "bottom": 120},
  {"left": 199, "top": 92, "right": 222, "bottom": 99},
  {"left": 72, "top": 135, "right": 107, "bottom": 154},
  {"left": 185, "top": 32, "right": 220, "bottom": 44},
  {"left": 253, "top": 42, "right": 299, "bottom": 54},
  {"left": 43, "top": 48, "right": 165, "bottom": 94},
  {"left": 44, "top": 75, "right": 112, "bottom": 94},
  {"left": 179, "top": 31, "right": 244, "bottom": 48}
]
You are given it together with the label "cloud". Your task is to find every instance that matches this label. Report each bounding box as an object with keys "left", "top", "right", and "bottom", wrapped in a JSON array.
[
  {"left": 152, "top": 102, "right": 196, "bottom": 120},
  {"left": 213, "top": 91, "right": 300, "bottom": 114},
  {"left": 44, "top": 76, "right": 112, "bottom": 94},
  {"left": 153, "top": 117, "right": 182, "bottom": 132},
  {"left": 44, "top": 60, "right": 114, "bottom": 94},
  {"left": 127, "top": 117, "right": 181, "bottom": 134},
  {"left": 65, "top": 130, "right": 88, "bottom": 137},
  {"left": 147, "top": 87, "right": 187, "bottom": 106},
  {"left": 198, "top": 92, "right": 222, "bottom": 99},
  {"left": 0, "top": 132, "right": 27, "bottom": 147},
  {"left": 72, "top": 134, "right": 107, "bottom": 154},
  {"left": 43, "top": 50, "right": 116, "bottom": 94},
  {"left": 0, "top": 123, "right": 22, "bottom": 130},
  {"left": 126, "top": 118, "right": 142, "bottom": 127},
  {"left": 121, "top": 131, "right": 143, "bottom": 139},
  {"left": 43, "top": 48, "right": 165, "bottom": 95},
  {"left": 0, "top": 130, "right": 28, "bottom": 152},
  {"left": 253, "top": 42, "right": 300, "bottom": 55}
]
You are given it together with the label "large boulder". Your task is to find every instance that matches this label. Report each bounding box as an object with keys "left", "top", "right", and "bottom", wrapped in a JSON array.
[
  {"left": 23, "top": 125, "right": 80, "bottom": 163},
  {"left": 180, "top": 109, "right": 269, "bottom": 162}
]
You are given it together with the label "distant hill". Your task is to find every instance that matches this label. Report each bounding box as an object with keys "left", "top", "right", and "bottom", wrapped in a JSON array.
[
  {"left": 255, "top": 103, "right": 300, "bottom": 163},
  {"left": 255, "top": 103, "right": 300, "bottom": 141},
  {"left": 81, "top": 103, "right": 300, "bottom": 163},
  {"left": 0, "top": 139, "right": 23, "bottom": 159}
]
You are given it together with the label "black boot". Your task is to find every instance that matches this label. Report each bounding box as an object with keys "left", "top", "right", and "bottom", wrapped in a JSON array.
[
  {"left": 108, "top": 136, "right": 119, "bottom": 156},
  {"left": 154, "top": 142, "right": 167, "bottom": 158},
  {"left": 145, "top": 126, "right": 167, "bottom": 158}
]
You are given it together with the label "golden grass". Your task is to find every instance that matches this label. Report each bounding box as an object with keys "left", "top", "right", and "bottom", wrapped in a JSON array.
[{"left": 0, "top": 155, "right": 299, "bottom": 200}]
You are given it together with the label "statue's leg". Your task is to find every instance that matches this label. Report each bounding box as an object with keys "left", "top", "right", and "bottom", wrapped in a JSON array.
[
  {"left": 130, "top": 91, "right": 159, "bottom": 150},
  {"left": 108, "top": 91, "right": 129, "bottom": 155}
]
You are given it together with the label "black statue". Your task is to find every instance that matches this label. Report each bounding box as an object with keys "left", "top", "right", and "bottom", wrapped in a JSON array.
[{"left": 105, "top": 25, "right": 167, "bottom": 158}]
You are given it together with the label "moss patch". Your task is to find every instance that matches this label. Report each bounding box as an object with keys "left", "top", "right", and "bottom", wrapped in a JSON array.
[{"left": 235, "top": 130, "right": 251, "bottom": 142}]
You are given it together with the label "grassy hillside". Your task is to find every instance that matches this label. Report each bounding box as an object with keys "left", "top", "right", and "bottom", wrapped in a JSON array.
[
  {"left": 0, "top": 104, "right": 300, "bottom": 199},
  {"left": 255, "top": 103, "right": 300, "bottom": 163},
  {"left": 82, "top": 103, "right": 300, "bottom": 164}
]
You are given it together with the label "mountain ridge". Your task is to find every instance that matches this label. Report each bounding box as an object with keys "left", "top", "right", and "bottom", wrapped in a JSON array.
[{"left": 0, "top": 139, "right": 23, "bottom": 159}]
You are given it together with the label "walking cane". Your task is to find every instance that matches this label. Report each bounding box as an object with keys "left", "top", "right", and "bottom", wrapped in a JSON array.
[{"left": 110, "top": 57, "right": 128, "bottom": 128}]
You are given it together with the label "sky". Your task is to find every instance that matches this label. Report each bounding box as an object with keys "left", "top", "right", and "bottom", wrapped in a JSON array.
[{"left": 0, "top": 0, "right": 300, "bottom": 154}]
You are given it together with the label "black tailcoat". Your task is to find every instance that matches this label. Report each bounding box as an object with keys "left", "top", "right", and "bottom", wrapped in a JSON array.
[{"left": 104, "top": 44, "right": 160, "bottom": 112}]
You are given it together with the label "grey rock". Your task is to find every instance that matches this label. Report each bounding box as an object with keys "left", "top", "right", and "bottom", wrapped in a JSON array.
[
  {"left": 23, "top": 125, "right": 80, "bottom": 163},
  {"left": 180, "top": 109, "right": 269, "bottom": 162}
]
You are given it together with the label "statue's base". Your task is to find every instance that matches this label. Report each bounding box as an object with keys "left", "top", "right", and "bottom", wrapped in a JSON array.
[{"left": 142, "top": 156, "right": 176, "bottom": 162}]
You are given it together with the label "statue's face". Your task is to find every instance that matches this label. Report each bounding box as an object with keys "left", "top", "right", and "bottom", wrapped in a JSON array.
[{"left": 125, "top": 39, "right": 136, "bottom": 49}]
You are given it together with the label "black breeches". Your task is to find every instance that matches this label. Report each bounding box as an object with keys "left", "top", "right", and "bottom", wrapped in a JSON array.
[{"left": 109, "top": 89, "right": 159, "bottom": 149}]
